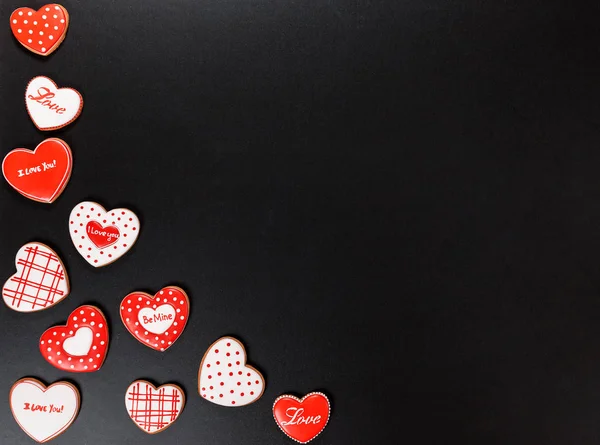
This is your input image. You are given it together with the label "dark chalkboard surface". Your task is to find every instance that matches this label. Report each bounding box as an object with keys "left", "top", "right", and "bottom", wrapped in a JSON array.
[{"left": 0, "top": 0, "right": 598, "bottom": 444}]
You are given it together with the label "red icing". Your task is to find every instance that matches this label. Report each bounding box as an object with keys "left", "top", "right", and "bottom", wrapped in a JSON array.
[
  {"left": 86, "top": 221, "right": 120, "bottom": 248},
  {"left": 2, "top": 138, "right": 72, "bottom": 203},
  {"left": 273, "top": 393, "right": 330, "bottom": 444},
  {"left": 39, "top": 305, "right": 109, "bottom": 373},
  {"left": 10, "top": 4, "right": 68, "bottom": 56},
  {"left": 120, "top": 286, "right": 189, "bottom": 352}
]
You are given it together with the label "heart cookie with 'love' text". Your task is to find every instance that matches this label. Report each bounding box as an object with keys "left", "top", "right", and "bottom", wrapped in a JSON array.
[
  {"left": 40, "top": 305, "right": 109, "bottom": 372},
  {"left": 69, "top": 201, "right": 140, "bottom": 267},
  {"left": 2, "top": 138, "right": 72, "bottom": 203},
  {"left": 26, "top": 76, "right": 83, "bottom": 131},
  {"left": 3, "top": 242, "right": 69, "bottom": 312},
  {"left": 120, "top": 286, "right": 190, "bottom": 352},
  {"left": 198, "top": 336, "right": 265, "bottom": 407},
  {"left": 10, "top": 378, "right": 79, "bottom": 443},
  {"left": 10, "top": 4, "right": 69, "bottom": 56},
  {"left": 125, "top": 380, "right": 185, "bottom": 434},
  {"left": 273, "top": 392, "right": 331, "bottom": 443}
]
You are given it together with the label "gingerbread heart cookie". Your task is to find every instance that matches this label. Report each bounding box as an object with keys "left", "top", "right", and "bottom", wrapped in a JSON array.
[
  {"left": 40, "top": 305, "right": 109, "bottom": 372},
  {"left": 273, "top": 392, "right": 331, "bottom": 443},
  {"left": 26, "top": 76, "right": 83, "bottom": 131},
  {"left": 3, "top": 242, "right": 69, "bottom": 312},
  {"left": 125, "top": 380, "right": 185, "bottom": 434},
  {"left": 10, "top": 4, "right": 69, "bottom": 56},
  {"left": 69, "top": 201, "right": 140, "bottom": 267},
  {"left": 198, "top": 336, "right": 265, "bottom": 407},
  {"left": 120, "top": 286, "right": 190, "bottom": 352},
  {"left": 10, "top": 378, "right": 79, "bottom": 443},
  {"left": 2, "top": 138, "right": 72, "bottom": 203}
]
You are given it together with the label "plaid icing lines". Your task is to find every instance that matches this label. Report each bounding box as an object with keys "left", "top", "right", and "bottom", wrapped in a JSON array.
[
  {"left": 2, "top": 242, "right": 69, "bottom": 312},
  {"left": 125, "top": 380, "right": 185, "bottom": 434}
]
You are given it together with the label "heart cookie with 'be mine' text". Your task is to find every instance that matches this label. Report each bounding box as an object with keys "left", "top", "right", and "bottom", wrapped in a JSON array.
[
  {"left": 2, "top": 138, "right": 72, "bottom": 203},
  {"left": 69, "top": 201, "right": 140, "bottom": 267},
  {"left": 26, "top": 76, "right": 83, "bottom": 131},
  {"left": 10, "top": 4, "right": 69, "bottom": 56},
  {"left": 120, "top": 286, "right": 190, "bottom": 352}
]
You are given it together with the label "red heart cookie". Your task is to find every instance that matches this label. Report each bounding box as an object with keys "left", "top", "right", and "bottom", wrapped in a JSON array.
[
  {"left": 120, "top": 286, "right": 190, "bottom": 352},
  {"left": 40, "top": 305, "right": 109, "bottom": 373},
  {"left": 273, "top": 392, "right": 331, "bottom": 444},
  {"left": 10, "top": 4, "right": 69, "bottom": 56},
  {"left": 2, "top": 138, "right": 72, "bottom": 203}
]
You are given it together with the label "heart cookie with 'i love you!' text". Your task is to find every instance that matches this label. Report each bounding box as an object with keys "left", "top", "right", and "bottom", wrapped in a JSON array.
[
  {"left": 120, "top": 286, "right": 190, "bottom": 352},
  {"left": 26, "top": 75, "right": 83, "bottom": 131},
  {"left": 10, "top": 4, "right": 69, "bottom": 56},
  {"left": 69, "top": 201, "right": 140, "bottom": 267},
  {"left": 10, "top": 378, "right": 79, "bottom": 443},
  {"left": 40, "top": 305, "right": 109, "bottom": 372},
  {"left": 2, "top": 138, "right": 72, "bottom": 203}
]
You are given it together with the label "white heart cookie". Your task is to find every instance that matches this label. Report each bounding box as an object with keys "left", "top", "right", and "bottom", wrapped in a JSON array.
[
  {"left": 198, "top": 337, "right": 265, "bottom": 407},
  {"left": 10, "top": 378, "right": 80, "bottom": 443},
  {"left": 125, "top": 381, "right": 185, "bottom": 434},
  {"left": 69, "top": 201, "right": 140, "bottom": 267},
  {"left": 2, "top": 242, "right": 69, "bottom": 312},
  {"left": 26, "top": 76, "right": 83, "bottom": 131}
]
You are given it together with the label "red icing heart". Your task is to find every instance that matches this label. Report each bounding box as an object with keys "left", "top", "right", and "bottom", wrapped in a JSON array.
[
  {"left": 273, "top": 393, "right": 331, "bottom": 444},
  {"left": 86, "top": 221, "right": 120, "bottom": 248},
  {"left": 120, "top": 287, "right": 190, "bottom": 352},
  {"left": 39, "top": 305, "right": 109, "bottom": 373},
  {"left": 10, "top": 4, "right": 69, "bottom": 56},
  {"left": 2, "top": 138, "right": 72, "bottom": 203}
]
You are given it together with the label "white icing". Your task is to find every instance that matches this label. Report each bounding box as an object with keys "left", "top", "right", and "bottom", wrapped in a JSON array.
[
  {"left": 199, "top": 337, "right": 265, "bottom": 407},
  {"left": 26, "top": 76, "right": 82, "bottom": 130},
  {"left": 62, "top": 327, "right": 93, "bottom": 356},
  {"left": 138, "top": 304, "right": 176, "bottom": 334},
  {"left": 69, "top": 201, "right": 140, "bottom": 267},
  {"left": 10, "top": 379, "right": 79, "bottom": 443}
]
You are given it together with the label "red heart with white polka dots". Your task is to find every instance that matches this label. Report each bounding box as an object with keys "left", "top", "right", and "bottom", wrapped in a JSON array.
[
  {"left": 10, "top": 4, "right": 69, "bottom": 56},
  {"left": 120, "top": 287, "right": 190, "bottom": 352},
  {"left": 198, "top": 337, "right": 265, "bottom": 407},
  {"left": 39, "top": 305, "right": 109, "bottom": 373},
  {"left": 69, "top": 201, "right": 140, "bottom": 267}
]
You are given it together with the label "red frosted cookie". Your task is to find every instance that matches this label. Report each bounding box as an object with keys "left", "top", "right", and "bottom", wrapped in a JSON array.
[
  {"left": 120, "top": 286, "right": 190, "bottom": 352},
  {"left": 273, "top": 392, "right": 331, "bottom": 443},
  {"left": 39, "top": 305, "right": 109, "bottom": 372},
  {"left": 125, "top": 380, "right": 185, "bottom": 434},
  {"left": 10, "top": 4, "right": 69, "bottom": 56},
  {"left": 2, "top": 138, "right": 72, "bottom": 203},
  {"left": 2, "top": 242, "right": 69, "bottom": 312},
  {"left": 198, "top": 336, "right": 265, "bottom": 407}
]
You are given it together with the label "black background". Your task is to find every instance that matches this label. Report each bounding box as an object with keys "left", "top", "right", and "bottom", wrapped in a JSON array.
[{"left": 0, "top": 0, "right": 599, "bottom": 444}]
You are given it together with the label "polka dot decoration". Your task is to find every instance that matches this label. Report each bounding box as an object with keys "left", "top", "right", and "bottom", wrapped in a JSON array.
[{"left": 10, "top": 4, "right": 68, "bottom": 56}]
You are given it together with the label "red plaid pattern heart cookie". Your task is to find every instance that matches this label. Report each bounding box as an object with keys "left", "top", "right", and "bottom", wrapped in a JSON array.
[
  {"left": 10, "top": 4, "right": 69, "bottom": 56},
  {"left": 198, "top": 337, "right": 265, "bottom": 407},
  {"left": 2, "top": 242, "right": 69, "bottom": 312},
  {"left": 273, "top": 392, "right": 331, "bottom": 444},
  {"left": 125, "top": 380, "right": 185, "bottom": 434},
  {"left": 120, "top": 286, "right": 190, "bottom": 352},
  {"left": 2, "top": 138, "right": 72, "bottom": 203},
  {"left": 40, "top": 305, "right": 109, "bottom": 372}
]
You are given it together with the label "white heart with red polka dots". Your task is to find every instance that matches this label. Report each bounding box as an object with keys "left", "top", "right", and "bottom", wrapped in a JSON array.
[
  {"left": 69, "top": 201, "right": 140, "bottom": 267},
  {"left": 198, "top": 337, "right": 265, "bottom": 407}
]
